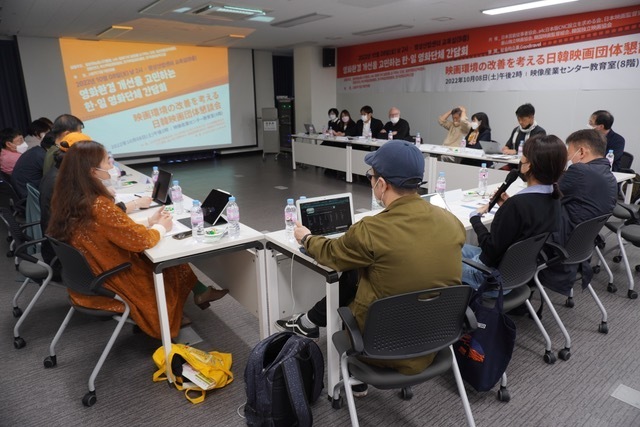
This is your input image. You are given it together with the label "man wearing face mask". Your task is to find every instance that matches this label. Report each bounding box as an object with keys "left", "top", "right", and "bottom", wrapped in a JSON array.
[
  {"left": 11, "top": 131, "right": 56, "bottom": 200},
  {"left": 0, "top": 128, "right": 28, "bottom": 178},
  {"left": 537, "top": 129, "right": 617, "bottom": 296},
  {"left": 276, "top": 141, "right": 465, "bottom": 385},
  {"left": 327, "top": 108, "right": 341, "bottom": 134},
  {"left": 502, "top": 103, "right": 546, "bottom": 157},
  {"left": 355, "top": 105, "right": 384, "bottom": 139},
  {"left": 589, "top": 110, "right": 625, "bottom": 172},
  {"left": 380, "top": 107, "right": 411, "bottom": 140}
]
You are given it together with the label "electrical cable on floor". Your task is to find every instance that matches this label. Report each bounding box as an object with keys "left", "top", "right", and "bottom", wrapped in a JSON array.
[{"left": 237, "top": 402, "right": 246, "bottom": 418}]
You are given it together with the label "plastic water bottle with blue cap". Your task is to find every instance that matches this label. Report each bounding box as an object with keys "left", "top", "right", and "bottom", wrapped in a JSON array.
[
  {"left": 151, "top": 166, "right": 159, "bottom": 183},
  {"left": 606, "top": 150, "right": 615, "bottom": 170},
  {"left": 436, "top": 172, "right": 446, "bottom": 198},
  {"left": 284, "top": 198, "right": 297, "bottom": 241},
  {"left": 478, "top": 163, "right": 488, "bottom": 197},
  {"left": 191, "top": 200, "right": 204, "bottom": 242},
  {"left": 226, "top": 196, "right": 240, "bottom": 238},
  {"left": 170, "top": 180, "right": 183, "bottom": 214}
]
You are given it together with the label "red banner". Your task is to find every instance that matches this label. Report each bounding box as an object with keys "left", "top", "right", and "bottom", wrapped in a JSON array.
[{"left": 337, "top": 5, "right": 640, "bottom": 78}]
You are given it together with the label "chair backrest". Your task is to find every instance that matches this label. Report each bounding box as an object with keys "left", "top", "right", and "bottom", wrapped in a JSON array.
[
  {"left": 620, "top": 151, "right": 634, "bottom": 172},
  {"left": 25, "top": 184, "right": 42, "bottom": 241},
  {"left": 47, "top": 236, "right": 114, "bottom": 298},
  {"left": 361, "top": 285, "right": 472, "bottom": 359},
  {"left": 0, "top": 179, "right": 21, "bottom": 214},
  {"left": 0, "top": 207, "right": 28, "bottom": 248},
  {"left": 497, "top": 232, "right": 549, "bottom": 289},
  {"left": 562, "top": 214, "right": 611, "bottom": 265}
]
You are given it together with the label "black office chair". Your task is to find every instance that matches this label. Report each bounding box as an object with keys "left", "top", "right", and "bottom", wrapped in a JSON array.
[
  {"left": 331, "top": 285, "right": 476, "bottom": 427},
  {"left": 0, "top": 207, "right": 57, "bottom": 349},
  {"left": 0, "top": 178, "right": 26, "bottom": 219},
  {"left": 44, "top": 236, "right": 133, "bottom": 407},
  {"left": 534, "top": 214, "right": 611, "bottom": 361},
  {"left": 619, "top": 151, "right": 634, "bottom": 174}
]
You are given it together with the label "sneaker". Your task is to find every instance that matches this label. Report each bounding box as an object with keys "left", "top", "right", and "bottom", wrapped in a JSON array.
[
  {"left": 351, "top": 383, "right": 369, "bottom": 398},
  {"left": 275, "top": 313, "right": 319, "bottom": 339}
]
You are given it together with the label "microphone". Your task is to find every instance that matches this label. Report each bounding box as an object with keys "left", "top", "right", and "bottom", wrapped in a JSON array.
[{"left": 487, "top": 168, "right": 520, "bottom": 212}]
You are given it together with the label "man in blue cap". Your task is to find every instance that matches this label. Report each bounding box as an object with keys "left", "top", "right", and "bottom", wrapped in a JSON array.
[{"left": 276, "top": 141, "right": 466, "bottom": 385}]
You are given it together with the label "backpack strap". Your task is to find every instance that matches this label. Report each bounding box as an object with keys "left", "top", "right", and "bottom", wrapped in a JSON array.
[
  {"left": 282, "top": 355, "right": 313, "bottom": 427},
  {"left": 306, "top": 341, "right": 325, "bottom": 403}
]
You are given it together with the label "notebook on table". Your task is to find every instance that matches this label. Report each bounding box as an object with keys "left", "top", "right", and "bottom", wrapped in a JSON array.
[
  {"left": 296, "top": 193, "right": 354, "bottom": 237},
  {"left": 177, "top": 188, "right": 232, "bottom": 228}
]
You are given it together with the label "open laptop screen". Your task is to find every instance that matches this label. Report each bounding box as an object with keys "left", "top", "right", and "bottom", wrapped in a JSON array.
[
  {"left": 297, "top": 193, "right": 354, "bottom": 236},
  {"left": 151, "top": 169, "right": 172, "bottom": 205}
]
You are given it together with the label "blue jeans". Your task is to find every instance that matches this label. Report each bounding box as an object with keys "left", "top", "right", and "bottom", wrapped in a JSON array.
[{"left": 461, "top": 244, "right": 509, "bottom": 297}]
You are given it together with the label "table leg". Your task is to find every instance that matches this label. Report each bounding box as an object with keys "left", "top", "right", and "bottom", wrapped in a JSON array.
[
  {"left": 254, "top": 248, "right": 270, "bottom": 339},
  {"left": 427, "top": 155, "right": 438, "bottom": 193},
  {"left": 325, "top": 278, "right": 340, "bottom": 399},
  {"left": 624, "top": 180, "right": 633, "bottom": 204},
  {"left": 346, "top": 145, "right": 353, "bottom": 183},
  {"left": 291, "top": 139, "right": 297, "bottom": 170},
  {"left": 153, "top": 271, "right": 174, "bottom": 383}
]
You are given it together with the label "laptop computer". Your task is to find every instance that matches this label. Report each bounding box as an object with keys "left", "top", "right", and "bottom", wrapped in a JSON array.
[
  {"left": 304, "top": 123, "right": 317, "bottom": 134},
  {"left": 421, "top": 193, "right": 451, "bottom": 212},
  {"left": 177, "top": 188, "right": 232, "bottom": 228},
  {"left": 479, "top": 140, "right": 504, "bottom": 155},
  {"left": 151, "top": 169, "right": 173, "bottom": 205},
  {"left": 296, "top": 193, "right": 354, "bottom": 237}
]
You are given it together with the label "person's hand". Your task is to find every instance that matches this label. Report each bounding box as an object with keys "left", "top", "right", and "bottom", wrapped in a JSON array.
[
  {"left": 148, "top": 208, "right": 169, "bottom": 226},
  {"left": 496, "top": 192, "right": 510, "bottom": 207},
  {"left": 379, "top": 129, "right": 387, "bottom": 133},
  {"left": 468, "top": 139, "right": 477, "bottom": 145},
  {"left": 476, "top": 203, "right": 490, "bottom": 216},
  {"left": 136, "top": 196, "right": 152, "bottom": 209},
  {"left": 157, "top": 212, "right": 173, "bottom": 231},
  {"left": 502, "top": 146, "right": 516, "bottom": 155},
  {"left": 294, "top": 221, "right": 311, "bottom": 244}
]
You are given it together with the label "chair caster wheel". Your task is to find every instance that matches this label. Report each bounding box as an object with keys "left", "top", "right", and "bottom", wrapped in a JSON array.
[
  {"left": 7, "top": 250, "right": 14, "bottom": 257},
  {"left": 330, "top": 395, "right": 344, "bottom": 409},
  {"left": 598, "top": 322, "right": 609, "bottom": 334},
  {"left": 43, "top": 355, "right": 57, "bottom": 368},
  {"left": 13, "top": 336, "right": 26, "bottom": 349},
  {"left": 613, "top": 256, "right": 622, "bottom": 263},
  {"left": 497, "top": 387, "right": 511, "bottom": 402},
  {"left": 628, "top": 290, "right": 638, "bottom": 299},
  {"left": 400, "top": 387, "right": 413, "bottom": 400},
  {"left": 607, "top": 283, "right": 617, "bottom": 293},
  {"left": 543, "top": 350, "right": 556, "bottom": 364},
  {"left": 565, "top": 297, "right": 574, "bottom": 308},
  {"left": 592, "top": 265, "right": 601, "bottom": 274},
  {"left": 558, "top": 348, "right": 571, "bottom": 361},
  {"left": 82, "top": 391, "right": 97, "bottom": 407},
  {"left": 635, "top": 265, "right": 640, "bottom": 272},
  {"left": 12, "top": 306, "right": 22, "bottom": 317}
]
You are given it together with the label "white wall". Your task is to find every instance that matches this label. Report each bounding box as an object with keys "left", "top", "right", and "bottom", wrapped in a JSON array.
[
  {"left": 338, "top": 89, "right": 637, "bottom": 161},
  {"left": 294, "top": 46, "right": 337, "bottom": 134},
  {"left": 253, "top": 50, "right": 275, "bottom": 150}
]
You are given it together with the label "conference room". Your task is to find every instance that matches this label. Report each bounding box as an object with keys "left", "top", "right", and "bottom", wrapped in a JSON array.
[{"left": 1, "top": 0, "right": 640, "bottom": 426}]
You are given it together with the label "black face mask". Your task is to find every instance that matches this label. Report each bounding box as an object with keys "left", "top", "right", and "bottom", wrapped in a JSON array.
[{"left": 518, "top": 162, "right": 527, "bottom": 182}]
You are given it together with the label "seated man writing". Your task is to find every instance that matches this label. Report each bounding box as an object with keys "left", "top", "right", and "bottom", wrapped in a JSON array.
[{"left": 277, "top": 141, "right": 466, "bottom": 394}]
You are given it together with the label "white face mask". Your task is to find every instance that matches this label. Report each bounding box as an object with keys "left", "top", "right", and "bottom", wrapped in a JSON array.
[
  {"left": 329, "top": 114, "right": 337, "bottom": 120},
  {"left": 390, "top": 116, "right": 400, "bottom": 124},
  {"left": 470, "top": 121, "right": 480, "bottom": 130},
  {"left": 16, "top": 142, "right": 29, "bottom": 154},
  {"left": 342, "top": 116, "right": 350, "bottom": 123},
  {"left": 361, "top": 115, "right": 368, "bottom": 122},
  {"left": 97, "top": 167, "right": 119, "bottom": 188},
  {"left": 565, "top": 149, "right": 580, "bottom": 170},
  {"left": 372, "top": 178, "right": 385, "bottom": 208}
]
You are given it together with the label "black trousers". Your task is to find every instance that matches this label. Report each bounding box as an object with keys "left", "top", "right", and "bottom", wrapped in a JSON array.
[{"left": 307, "top": 269, "right": 358, "bottom": 327}]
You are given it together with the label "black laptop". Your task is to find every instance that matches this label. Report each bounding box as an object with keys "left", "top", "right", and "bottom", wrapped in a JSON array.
[{"left": 177, "top": 188, "right": 232, "bottom": 228}]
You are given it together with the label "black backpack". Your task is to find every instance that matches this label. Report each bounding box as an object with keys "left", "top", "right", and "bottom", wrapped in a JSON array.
[{"left": 244, "top": 332, "right": 324, "bottom": 426}]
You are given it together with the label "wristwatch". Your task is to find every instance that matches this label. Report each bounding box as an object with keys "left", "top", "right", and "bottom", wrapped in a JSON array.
[{"left": 300, "top": 233, "right": 312, "bottom": 246}]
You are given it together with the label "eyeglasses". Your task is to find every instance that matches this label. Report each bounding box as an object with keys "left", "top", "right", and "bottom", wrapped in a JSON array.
[{"left": 365, "top": 168, "right": 376, "bottom": 181}]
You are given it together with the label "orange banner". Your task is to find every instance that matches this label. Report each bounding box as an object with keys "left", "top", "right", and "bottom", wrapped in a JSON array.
[
  {"left": 337, "top": 5, "right": 640, "bottom": 78},
  {"left": 59, "top": 39, "right": 228, "bottom": 120}
]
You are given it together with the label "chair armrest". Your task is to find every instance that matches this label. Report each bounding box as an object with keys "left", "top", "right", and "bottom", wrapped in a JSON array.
[
  {"left": 337, "top": 306, "right": 364, "bottom": 354},
  {"left": 91, "top": 262, "right": 132, "bottom": 297},
  {"left": 462, "top": 258, "right": 491, "bottom": 275},
  {"left": 14, "top": 237, "right": 48, "bottom": 264},
  {"left": 541, "top": 241, "right": 568, "bottom": 267},
  {"left": 618, "top": 202, "right": 640, "bottom": 222},
  {"left": 18, "top": 220, "right": 41, "bottom": 231},
  {"left": 464, "top": 306, "right": 478, "bottom": 333}
]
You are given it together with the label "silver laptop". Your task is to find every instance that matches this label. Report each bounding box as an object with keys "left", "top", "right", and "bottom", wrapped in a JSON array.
[
  {"left": 479, "top": 140, "right": 503, "bottom": 155},
  {"left": 296, "top": 193, "right": 354, "bottom": 237},
  {"left": 304, "top": 123, "right": 317, "bottom": 134}
]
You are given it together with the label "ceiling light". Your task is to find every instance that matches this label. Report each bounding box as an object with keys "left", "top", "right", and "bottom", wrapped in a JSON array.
[
  {"left": 353, "top": 25, "right": 413, "bottom": 37},
  {"left": 432, "top": 17, "right": 453, "bottom": 22},
  {"left": 228, "top": 34, "right": 246, "bottom": 38},
  {"left": 271, "top": 13, "right": 331, "bottom": 28},
  {"left": 482, "top": 0, "right": 579, "bottom": 16},
  {"left": 173, "top": 7, "right": 191, "bottom": 13},
  {"left": 96, "top": 25, "right": 134, "bottom": 38},
  {"left": 248, "top": 15, "right": 275, "bottom": 22},
  {"left": 194, "top": 4, "right": 265, "bottom": 16}
]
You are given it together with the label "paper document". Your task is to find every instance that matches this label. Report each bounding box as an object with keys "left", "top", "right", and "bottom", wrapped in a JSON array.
[{"left": 181, "top": 363, "right": 218, "bottom": 390}]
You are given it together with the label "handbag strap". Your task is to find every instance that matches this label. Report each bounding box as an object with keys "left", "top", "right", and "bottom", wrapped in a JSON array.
[{"left": 474, "top": 269, "right": 506, "bottom": 312}]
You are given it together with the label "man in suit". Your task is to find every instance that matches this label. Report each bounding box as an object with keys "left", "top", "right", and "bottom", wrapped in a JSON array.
[
  {"left": 380, "top": 107, "right": 411, "bottom": 140},
  {"left": 589, "top": 110, "right": 625, "bottom": 172},
  {"left": 354, "top": 105, "right": 384, "bottom": 139}
]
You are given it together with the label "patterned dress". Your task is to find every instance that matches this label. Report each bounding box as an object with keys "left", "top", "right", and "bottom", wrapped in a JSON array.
[{"left": 68, "top": 196, "right": 196, "bottom": 338}]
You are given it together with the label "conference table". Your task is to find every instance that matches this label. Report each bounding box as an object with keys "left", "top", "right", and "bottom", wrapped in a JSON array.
[{"left": 117, "top": 166, "right": 267, "bottom": 383}]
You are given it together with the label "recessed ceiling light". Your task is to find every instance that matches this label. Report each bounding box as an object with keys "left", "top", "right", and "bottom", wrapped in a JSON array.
[
  {"left": 248, "top": 15, "right": 275, "bottom": 22},
  {"left": 432, "top": 17, "right": 453, "bottom": 22},
  {"left": 482, "top": 0, "right": 579, "bottom": 16},
  {"left": 271, "top": 13, "right": 331, "bottom": 28},
  {"left": 353, "top": 25, "right": 413, "bottom": 37},
  {"left": 96, "top": 25, "right": 134, "bottom": 38},
  {"left": 173, "top": 7, "right": 191, "bottom": 13}
]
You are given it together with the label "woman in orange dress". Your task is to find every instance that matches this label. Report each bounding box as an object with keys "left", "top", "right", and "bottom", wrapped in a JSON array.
[{"left": 47, "top": 140, "right": 227, "bottom": 339}]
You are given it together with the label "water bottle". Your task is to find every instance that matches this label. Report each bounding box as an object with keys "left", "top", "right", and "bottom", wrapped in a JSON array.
[
  {"left": 436, "top": 172, "right": 446, "bottom": 198},
  {"left": 478, "top": 163, "right": 488, "bottom": 196},
  {"left": 151, "top": 166, "right": 159, "bottom": 183},
  {"left": 284, "top": 198, "right": 297, "bottom": 241},
  {"left": 108, "top": 151, "right": 122, "bottom": 188},
  {"left": 517, "top": 140, "right": 525, "bottom": 157},
  {"left": 191, "top": 200, "right": 204, "bottom": 242},
  {"left": 415, "top": 132, "right": 422, "bottom": 146},
  {"left": 170, "top": 180, "right": 184, "bottom": 214},
  {"left": 460, "top": 137, "right": 466, "bottom": 148},
  {"left": 388, "top": 130, "right": 393, "bottom": 140},
  {"left": 606, "top": 150, "right": 615, "bottom": 169},
  {"left": 226, "top": 196, "right": 240, "bottom": 238}
]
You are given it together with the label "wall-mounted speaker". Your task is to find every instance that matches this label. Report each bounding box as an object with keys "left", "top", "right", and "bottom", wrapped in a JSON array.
[{"left": 322, "top": 48, "right": 335, "bottom": 68}]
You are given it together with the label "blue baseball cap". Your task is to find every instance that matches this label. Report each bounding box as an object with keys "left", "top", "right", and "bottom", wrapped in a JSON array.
[{"left": 364, "top": 141, "right": 425, "bottom": 188}]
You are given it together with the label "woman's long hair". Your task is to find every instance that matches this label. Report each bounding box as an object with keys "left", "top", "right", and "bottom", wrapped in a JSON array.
[
  {"left": 522, "top": 134, "right": 567, "bottom": 199},
  {"left": 47, "top": 141, "right": 114, "bottom": 241},
  {"left": 471, "top": 112, "right": 491, "bottom": 134}
]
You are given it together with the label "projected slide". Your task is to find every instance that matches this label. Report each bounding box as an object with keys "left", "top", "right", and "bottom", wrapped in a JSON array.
[{"left": 59, "top": 39, "right": 230, "bottom": 157}]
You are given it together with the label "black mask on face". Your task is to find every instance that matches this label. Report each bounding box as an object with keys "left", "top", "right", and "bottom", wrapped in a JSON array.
[{"left": 518, "top": 162, "right": 527, "bottom": 182}]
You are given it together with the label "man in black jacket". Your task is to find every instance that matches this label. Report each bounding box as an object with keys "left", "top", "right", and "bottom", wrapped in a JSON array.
[
  {"left": 354, "top": 105, "right": 384, "bottom": 139},
  {"left": 538, "top": 129, "right": 617, "bottom": 294},
  {"left": 589, "top": 110, "right": 625, "bottom": 172},
  {"left": 502, "top": 103, "right": 546, "bottom": 155},
  {"left": 380, "top": 107, "right": 411, "bottom": 140}
]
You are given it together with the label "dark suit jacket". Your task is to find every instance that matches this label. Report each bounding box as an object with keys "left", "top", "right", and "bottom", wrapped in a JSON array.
[
  {"left": 355, "top": 118, "right": 384, "bottom": 139},
  {"left": 605, "top": 129, "right": 625, "bottom": 172},
  {"left": 382, "top": 118, "right": 411, "bottom": 141}
]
